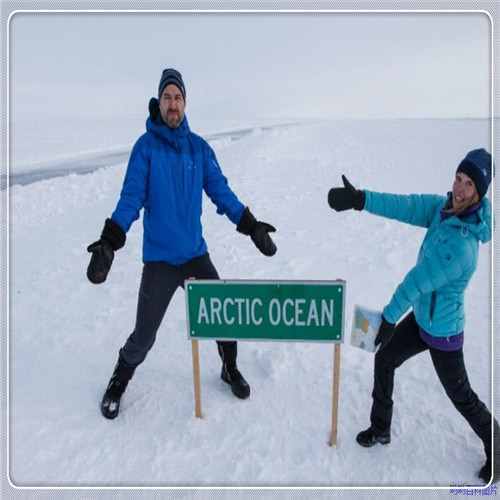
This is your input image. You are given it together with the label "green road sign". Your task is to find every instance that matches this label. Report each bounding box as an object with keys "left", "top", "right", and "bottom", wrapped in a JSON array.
[{"left": 185, "top": 280, "right": 345, "bottom": 343}]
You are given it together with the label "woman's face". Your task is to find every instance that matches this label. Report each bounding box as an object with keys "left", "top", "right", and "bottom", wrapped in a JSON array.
[{"left": 452, "top": 171, "right": 479, "bottom": 212}]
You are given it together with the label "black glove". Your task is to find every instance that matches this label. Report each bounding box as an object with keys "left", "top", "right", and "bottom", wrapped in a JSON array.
[
  {"left": 87, "top": 218, "right": 126, "bottom": 284},
  {"left": 328, "top": 175, "right": 365, "bottom": 211},
  {"left": 237, "top": 207, "right": 277, "bottom": 257},
  {"left": 374, "top": 316, "right": 396, "bottom": 351},
  {"left": 149, "top": 97, "right": 160, "bottom": 121}
]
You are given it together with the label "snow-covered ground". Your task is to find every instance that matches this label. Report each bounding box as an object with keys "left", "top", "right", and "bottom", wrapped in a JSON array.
[
  {"left": 7, "top": 118, "right": 493, "bottom": 487},
  {"left": 5, "top": 119, "right": 309, "bottom": 188},
  {"left": 9, "top": 112, "right": 302, "bottom": 173}
]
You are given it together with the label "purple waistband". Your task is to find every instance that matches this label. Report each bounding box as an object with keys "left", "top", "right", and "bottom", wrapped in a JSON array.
[{"left": 419, "top": 328, "right": 464, "bottom": 351}]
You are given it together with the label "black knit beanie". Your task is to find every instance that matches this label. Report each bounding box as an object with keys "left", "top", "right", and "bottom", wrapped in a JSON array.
[
  {"left": 158, "top": 68, "right": 186, "bottom": 100},
  {"left": 456, "top": 148, "right": 493, "bottom": 200}
]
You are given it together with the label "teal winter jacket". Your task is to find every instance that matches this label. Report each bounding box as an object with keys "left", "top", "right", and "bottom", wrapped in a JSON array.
[{"left": 363, "top": 191, "right": 492, "bottom": 337}]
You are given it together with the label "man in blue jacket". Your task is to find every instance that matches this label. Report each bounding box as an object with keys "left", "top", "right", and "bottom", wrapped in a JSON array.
[
  {"left": 87, "top": 68, "right": 277, "bottom": 419},
  {"left": 328, "top": 149, "right": 497, "bottom": 483}
]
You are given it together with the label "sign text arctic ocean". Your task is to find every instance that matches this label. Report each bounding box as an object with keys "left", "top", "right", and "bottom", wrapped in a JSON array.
[{"left": 186, "top": 280, "right": 345, "bottom": 342}]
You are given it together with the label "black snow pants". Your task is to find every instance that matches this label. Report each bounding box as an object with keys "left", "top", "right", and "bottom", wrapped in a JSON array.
[
  {"left": 370, "top": 312, "right": 492, "bottom": 453},
  {"left": 119, "top": 253, "right": 237, "bottom": 369}
]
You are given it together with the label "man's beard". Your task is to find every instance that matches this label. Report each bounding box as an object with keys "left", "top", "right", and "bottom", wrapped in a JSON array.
[{"left": 165, "top": 111, "right": 183, "bottom": 129}]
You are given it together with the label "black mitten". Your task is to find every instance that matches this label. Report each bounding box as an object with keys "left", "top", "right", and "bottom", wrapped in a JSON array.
[
  {"left": 374, "top": 316, "right": 396, "bottom": 351},
  {"left": 87, "top": 240, "right": 114, "bottom": 284},
  {"left": 328, "top": 175, "right": 365, "bottom": 211},
  {"left": 86, "top": 218, "right": 126, "bottom": 284},
  {"left": 237, "top": 207, "right": 277, "bottom": 257}
]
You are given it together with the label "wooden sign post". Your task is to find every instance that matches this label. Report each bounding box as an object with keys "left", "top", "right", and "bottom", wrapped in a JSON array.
[
  {"left": 185, "top": 279, "right": 345, "bottom": 445},
  {"left": 329, "top": 343, "right": 342, "bottom": 447},
  {"left": 191, "top": 339, "right": 202, "bottom": 418}
]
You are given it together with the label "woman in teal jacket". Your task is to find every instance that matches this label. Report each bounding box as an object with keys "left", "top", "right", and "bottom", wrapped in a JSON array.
[{"left": 328, "top": 149, "right": 495, "bottom": 483}]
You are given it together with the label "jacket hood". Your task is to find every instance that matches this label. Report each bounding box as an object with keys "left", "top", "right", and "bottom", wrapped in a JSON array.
[
  {"left": 146, "top": 113, "right": 190, "bottom": 151},
  {"left": 445, "top": 193, "right": 492, "bottom": 244}
]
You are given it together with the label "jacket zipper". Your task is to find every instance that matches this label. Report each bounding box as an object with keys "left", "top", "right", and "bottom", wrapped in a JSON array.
[{"left": 429, "top": 291, "right": 437, "bottom": 325}]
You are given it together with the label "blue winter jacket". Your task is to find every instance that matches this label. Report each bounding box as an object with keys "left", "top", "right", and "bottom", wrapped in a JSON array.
[
  {"left": 111, "top": 115, "right": 245, "bottom": 265},
  {"left": 364, "top": 191, "right": 492, "bottom": 337}
]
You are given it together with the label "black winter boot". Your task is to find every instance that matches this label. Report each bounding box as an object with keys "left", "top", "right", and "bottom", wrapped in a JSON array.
[
  {"left": 356, "top": 427, "right": 391, "bottom": 447},
  {"left": 478, "top": 419, "right": 500, "bottom": 484},
  {"left": 479, "top": 458, "right": 493, "bottom": 483},
  {"left": 100, "top": 357, "right": 135, "bottom": 419},
  {"left": 217, "top": 342, "right": 250, "bottom": 399},
  {"left": 221, "top": 364, "right": 250, "bottom": 399}
]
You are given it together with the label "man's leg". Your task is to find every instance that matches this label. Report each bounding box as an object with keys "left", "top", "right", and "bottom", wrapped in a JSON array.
[
  {"left": 358, "top": 312, "right": 428, "bottom": 446},
  {"left": 101, "top": 262, "right": 182, "bottom": 419},
  {"left": 120, "top": 262, "right": 182, "bottom": 366},
  {"left": 430, "top": 347, "right": 498, "bottom": 482},
  {"left": 181, "top": 253, "right": 250, "bottom": 399}
]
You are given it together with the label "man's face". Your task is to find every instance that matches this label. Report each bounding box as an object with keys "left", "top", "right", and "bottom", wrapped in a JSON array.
[
  {"left": 159, "top": 84, "right": 185, "bottom": 129},
  {"left": 452, "top": 171, "right": 479, "bottom": 212}
]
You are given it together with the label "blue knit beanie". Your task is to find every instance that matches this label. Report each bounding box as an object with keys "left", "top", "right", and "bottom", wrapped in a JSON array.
[
  {"left": 456, "top": 148, "right": 493, "bottom": 199},
  {"left": 158, "top": 68, "right": 186, "bottom": 100}
]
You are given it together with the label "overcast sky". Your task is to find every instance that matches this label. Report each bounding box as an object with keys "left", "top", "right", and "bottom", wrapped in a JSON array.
[{"left": 10, "top": 12, "right": 491, "bottom": 123}]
